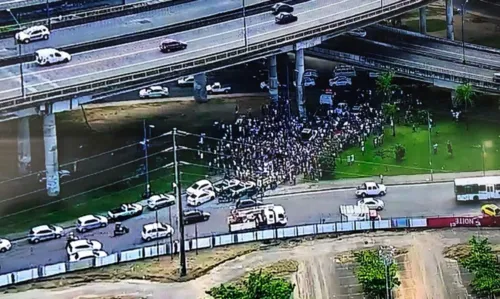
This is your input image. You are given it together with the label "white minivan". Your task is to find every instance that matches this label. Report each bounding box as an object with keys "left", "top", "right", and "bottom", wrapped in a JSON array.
[
  {"left": 141, "top": 222, "right": 174, "bottom": 242},
  {"left": 35, "top": 48, "right": 71, "bottom": 66}
]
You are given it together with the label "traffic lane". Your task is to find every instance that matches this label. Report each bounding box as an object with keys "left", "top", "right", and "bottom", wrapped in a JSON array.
[
  {"left": 0, "top": 0, "right": 371, "bottom": 98},
  {"left": 0, "top": 0, "right": 253, "bottom": 58}
]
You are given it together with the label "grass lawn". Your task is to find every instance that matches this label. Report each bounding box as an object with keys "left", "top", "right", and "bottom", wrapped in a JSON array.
[
  {"left": 335, "top": 119, "right": 500, "bottom": 178},
  {"left": 0, "top": 165, "right": 208, "bottom": 236},
  {"left": 405, "top": 19, "right": 447, "bottom": 33}
]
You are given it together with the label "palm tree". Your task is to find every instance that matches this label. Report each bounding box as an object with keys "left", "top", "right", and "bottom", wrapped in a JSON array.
[
  {"left": 383, "top": 103, "right": 397, "bottom": 137},
  {"left": 455, "top": 83, "right": 475, "bottom": 130},
  {"left": 376, "top": 71, "right": 398, "bottom": 103}
]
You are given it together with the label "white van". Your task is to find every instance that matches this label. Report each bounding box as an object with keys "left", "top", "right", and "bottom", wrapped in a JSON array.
[
  {"left": 35, "top": 48, "right": 71, "bottom": 66},
  {"left": 141, "top": 222, "right": 174, "bottom": 242},
  {"left": 493, "top": 73, "right": 500, "bottom": 83}
]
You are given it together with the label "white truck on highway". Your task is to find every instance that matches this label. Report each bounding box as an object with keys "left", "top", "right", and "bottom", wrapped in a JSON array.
[
  {"left": 206, "top": 82, "right": 232, "bottom": 94},
  {"left": 107, "top": 203, "right": 143, "bottom": 221},
  {"left": 227, "top": 204, "right": 287, "bottom": 232},
  {"left": 339, "top": 204, "right": 379, "bottom": 222}
]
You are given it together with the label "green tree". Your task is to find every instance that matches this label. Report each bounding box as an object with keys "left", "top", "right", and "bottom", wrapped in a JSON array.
[
  {"left": 376, "top": 71, "right": 398, "bottom": 103},
  {"left": 382, "top": 103, "right": 397, "bottom": 137},
  {"left": 354, "top": 250, "right": 400, "bottom": 298},
  {"left": 455, "top": 83, "right": 475, "bottom": 130},
  {"left": 393, "top": 144, "right": 406, "bottom": 162},
  {"left": 208, "top": 270, "right": 295, "bottom": 299}
]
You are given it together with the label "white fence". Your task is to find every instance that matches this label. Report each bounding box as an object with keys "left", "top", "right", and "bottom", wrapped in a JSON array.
[{"left": 0, "top": 217, "right": 428, "bottom": 288}]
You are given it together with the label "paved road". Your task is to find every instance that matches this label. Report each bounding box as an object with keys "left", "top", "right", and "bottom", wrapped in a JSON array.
[
  {"left": 0, "top": 182, "right": 483, "bottom": 274},
  {"left": 320, "top": 37, "right": 496, "bottom": 81},
  {"left": 0, "top": 0, "right": 263, "bottom": 58},
  {"left": 0, "top": 0, "right": 394, "bottom": 101}
]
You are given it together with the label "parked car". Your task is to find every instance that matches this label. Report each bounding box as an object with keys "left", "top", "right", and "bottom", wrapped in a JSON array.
[
  {"left": 38, "top": 170, "right": 71, "bottom": 183},
  {"left": 0, "top": 238, "right": 12, "bottom": 253},
  {"left": 159, "top": 38, "right": 187, "bottom": 53},
  {"left": 355, "top": 182, "right": 387, "bottom": 198},
  {"left": 213, "top": 178, "right": 241, "bottom": 195},
  {"left": 76, "top": 215, "right": 108, "bottom": 233},
  {"left": 146, "top": 193, "right": 176, "bottom": 210},
  {"left": 187, "top": 189, "right": 216, "bottom": 206},
  {"left": 183, "top": 209, "right": 211, "bottom": 225},
  {"left": 177, "top": 76, "right": 194, "bottom": 86},
  {"left": 271, "top": 3, "right": 293, "bottom": 15},
  {"left": 15, "top": 25, "right": 50, "bottom": 44},
  {"left": 28, "top": 224, "right": 64, "bottom": 244},
  {"left": 206, "top": 82, "right": 232, "bottom": 94},
  {"left": 139, "top": 86, "right": 169, "bottom": 98},
  {"left": 66, "top": 239, "right": 103, "bottom": 256},
  {"left": 347, "top": 28, "right": 367, "bottom": 38},
  {"left": 141, "top": 222, "right": 174, "bottom": 242},
  {"left": 69, "top": 249, "right": 108, "bottom": 262},
  {"left": 35, "top": 48, "right": 71, "bottom": 66},
  {"left": 235, "top": 198, "right": 264, "bottom": 210},
  {"left": 107, "top": 203, "right": 143, "bottom": 221},
  {"left": 357, "top": 198, "right": 385, "bottom": 211},
  {"left": 482, "top": 204, "right": 500, "bottom": 217},
  {"left": 186, "top": 179, "right": 214, "bottom": 195},
  {"left": 329, "top": 76, "right": 352, "bottom": 87},
  {"left": 275, "top": 12, "right": 298, "bottom": 25}
]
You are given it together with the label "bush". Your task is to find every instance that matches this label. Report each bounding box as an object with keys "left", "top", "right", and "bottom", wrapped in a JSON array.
[{"left": 393, "top": 144, "right": 406, "bottom": 162}]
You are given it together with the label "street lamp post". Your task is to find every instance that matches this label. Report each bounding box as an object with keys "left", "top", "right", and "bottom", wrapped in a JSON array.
[
  {"left": 427, "top": 111, "right": 433, "bottom": 181},
  {"left": 379, "top": 246, "right": 395, "bottom": 299},
  {"left": 461, "top": 0, "right": 469, "bottom": 64},
  {"left": 7, "top": 9, "right": 25, "bottom": 99},
  {"left": 142, "top": 120, "right": 155, "bottom": 196}
]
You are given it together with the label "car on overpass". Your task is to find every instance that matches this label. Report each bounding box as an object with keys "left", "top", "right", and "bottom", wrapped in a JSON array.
[
  {"left": 139, "top": 86, "right": 169, "bottom": 98},
  {"left": 15, "top": 25, "right": 50, "bottom": 44},
  {"left": 35, "top": 48, "right": 72, "bottom": 66},
  {"left": 177, "top": 75, "right": 194, "bottom": 86},
  {"left": 347, "top": 28, "right": 367, "bottom": 38},
  {"left": 0, "top": 238, "right": 12, "bottom": 253},
  {"left": 275, "top": 12, "right": 297, "bottom": 25},
  {"left": 159, "top": 39, "right": 187, "bottom": 53},
  {"left": 271, "top": 3, "right": 293, "bottom": 15}
]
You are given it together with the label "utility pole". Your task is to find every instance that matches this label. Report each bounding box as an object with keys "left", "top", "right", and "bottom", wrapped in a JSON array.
[
  {"left": 173, "top": 128, "right": 187, "bottom": 276},
  {"left": 7, "top": 9, "right": 25, "bottom": 99},
  {"left": 242, "top": 0, "right": 248, "bottom": 50},
  {"left": 427, "top": 111, "right": 433, "bottom": 181}
]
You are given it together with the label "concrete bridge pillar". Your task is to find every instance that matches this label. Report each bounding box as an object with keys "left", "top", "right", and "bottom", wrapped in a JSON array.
[
  {"left": 17, "top": 117, "right": 31, "bottom": 175},
  {"left": 268, "top": 55, "right": 279, "bottom": 103},
  {"left": 43, "top": 109, "right": 60, "bottom": 197},
  {"left": 451, "top": 90, "right": 458, "bottom": 107},
  {"left": 295, "top": 48, "right": 306, "bottom": 119},
  {"left": 419, "top": 7, "right": 427, "bottom": 34},
  {"left": 446, "top": 0, "right": 454, "bottom": 40},
  {"left": 193, "top": 73, "right": 208, "bottom": 103}
]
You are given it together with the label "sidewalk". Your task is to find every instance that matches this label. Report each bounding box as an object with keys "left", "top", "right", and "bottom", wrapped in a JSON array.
[{"left": 263, "top": 170, "right": 500, "bottom": 197}]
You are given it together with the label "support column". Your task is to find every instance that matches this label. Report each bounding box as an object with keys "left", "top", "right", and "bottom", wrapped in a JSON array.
[
  {"left": 419, "top": 7, "right": 427, "bottom": 34},
  {"left": 43, "top": 112, "right": 60, "bottom": 197},
  {"left": 451, "top": 90, "right": 458, "bottom": 107},
  {"left": 446, "top": 0, "right": 454, "bottom": 40},
  {"left": 268, "top": 55, "right": 279, "bottom": 103},
  {"left": 295, "top": 48, "right": 306, "bottom": 119},
  {"left": 193, "top": 73, "right": 208, "bottom": 103},
  {"left": 17, "top": 117, "right": 31, "bottom": 174}
]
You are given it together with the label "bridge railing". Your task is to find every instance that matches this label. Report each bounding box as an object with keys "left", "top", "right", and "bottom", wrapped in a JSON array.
[
  {"left": 0, "top": 215, "right": 497, "bottom": 288},
  {"left": 0, "top": 0, "right": 427, "bottom": 112}
]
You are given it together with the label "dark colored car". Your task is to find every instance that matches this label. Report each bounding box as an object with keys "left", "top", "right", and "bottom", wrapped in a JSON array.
[
  {"left": 183, "top": 209, "right": 211, "bottom": 225},
  {"left": 271, "top": 3, "right": 293, "bottom": 15},
  {"left": 159, "top": 39, "right": 187, "bottom": 53},
  {"left": 235, "top": 199, "right": 264, "bottom": 210},
  {"left": 275, "top": 12, "right": 298, "bottom": 25}
]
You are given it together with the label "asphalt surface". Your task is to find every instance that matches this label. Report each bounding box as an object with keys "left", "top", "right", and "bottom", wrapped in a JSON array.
[
  {"left": 0, "top": 182, "right": 484, "bottom": 274},
  {"left": 320, "top": 37, "right": 496, "bottom": 82},
  {"left": 0, "top": 0, "right": 394, "bottom": 101},
  {"left": 0, "top": 0, "right": 264, "bottom": 58}
]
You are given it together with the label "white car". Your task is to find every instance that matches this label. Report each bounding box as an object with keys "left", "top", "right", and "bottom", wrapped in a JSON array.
[
  {"left": 355, "top": 182, "right": 387, "bottom": 198},
  {"left": 76, "top": 215, "right": 108, "bottom": 233},
  {"left": 66, "top": 239, "right": 103, "bottom": 256},
  {"left": 69, "top": 249, "right": 108, "bottom": 262},
  {"left": 186, "top": 179, "right": 214, "bottom": 195},
  {"left": 177, "top": 75, "right": 194, "bottom": 86},
  {"left": 294, "top": 77, "right": 316, "bottom": 87},
  {"left": 35, "top": 48, "right": 71, "bottom": 66},
  {"left": 141, "top": 222, "right": 174, "bottom": 242},
  {"left": 139, "top": 86, "right": 169, "bottom": 98},
  {"left": 38, "top": 169, "right": 71, "bottom": 183},
  {"left": 28, "top": 224, "right": 64, "bottom": 244},
  {"left": 187, "top": 189, "right": 216, "bottom": 206},
  {"left": 15, "top": 25, "right": 50, "bottom": 44},
  {"left": 0, "top": 238, "right": 12, "bottom": 253},
  {"left": 347, "top": 28, "right": 367, "bottom": 38},
  {"left": 357, "top": 197, "right": 385, "bottom": 211},
  {"left": 329, "top": 76, "right": 352, "bottom": 87},
  {"left": 147, "top": 193, "right": 176, "bottom": 210}
]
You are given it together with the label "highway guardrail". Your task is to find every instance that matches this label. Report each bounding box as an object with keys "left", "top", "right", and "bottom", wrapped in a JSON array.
[
  {"left": 0, "top": 215, "right": 498, "bottom": 288},
  {"left": 0, "top": 0, "right": 433, "bottom": 112}
]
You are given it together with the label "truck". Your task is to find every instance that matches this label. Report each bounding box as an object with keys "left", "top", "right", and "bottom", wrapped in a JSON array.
[
  {"left": 228, "top": 181, "right": 258, "bottom": 199},
  {"left": 339, "top": 204, "right": 379, "bottom": 222},
  {"left": 107, "top": 203, "right": 143, "bottom": 221},
  {"left": 206, "top": 82, "right": 232, "bottom": 94},
  {"left": 227, "top": 204, "right": 287, "bottom": 232}
]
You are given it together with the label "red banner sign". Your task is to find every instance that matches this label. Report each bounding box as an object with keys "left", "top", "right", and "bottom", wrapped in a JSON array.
[{"left": 427, "top": 216, "right": 500, "bottom": 228}]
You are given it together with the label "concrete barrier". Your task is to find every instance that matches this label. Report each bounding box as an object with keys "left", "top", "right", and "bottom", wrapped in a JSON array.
[
  {"left": 277, "top": 227, "right": 296, "bottom": 238},
  {"left": 0, "top": 273, "right": 12, "bottom": 287},
  {"left": 95, "top": 253, "right": 119, "bottom": 267},
  {"left": 120, "top": 248, "right": 143, "bottom": 262},
  {"left": 336, "top": 222, "right": 355, "bottom": 232},
  {"left": 392, "top": 218, "right": 410, "bottom": 228},
  {"left": 256, "top": 229, "right": 275, "bottom": 240},
  {"left": 317, "top": 223, "right": 336, "bottom": 233},
  {"left": 374, "top": 220, "right": 391, "bottom": 229},
  {"left": 355, "top": 221, "right": 372, "bottom": 231},
  {"left": 67, "top": 259, "right": 94, "bottom": 272},
  {"left": 13, "top": 268, "right": 38, "bottom": 283},
  {"left": 194, "top": 237, "right": 211, "bottom": 249},
  {"left": 42, "top": 262, "right": 66, "bottom": 277},
  {"left": 410, "top": 218, "right": 427, "bottom": 228},
  {"left": 237, "top": 232, "right": 256, "bottom": 243},
  {"left": 214, "top": 234, "right": 233, "bottom": 246},
  {"left": 297, "top": 225, "right": 316, "bottom": 236}
]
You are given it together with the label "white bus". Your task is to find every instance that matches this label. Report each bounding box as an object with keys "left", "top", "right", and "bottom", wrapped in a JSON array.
[{"left": 454, "top": 176, "right": 500, "bottom": 201}]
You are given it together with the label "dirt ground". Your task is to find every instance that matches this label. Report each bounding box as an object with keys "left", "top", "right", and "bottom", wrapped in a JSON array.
[{"left": 3, "top": 229, "right": 500, "bottom": 299}]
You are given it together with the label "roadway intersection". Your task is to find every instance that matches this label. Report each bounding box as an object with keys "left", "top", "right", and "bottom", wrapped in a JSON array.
[{"left": 0, "top": 181, "right": 482, "bottom": 275}]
